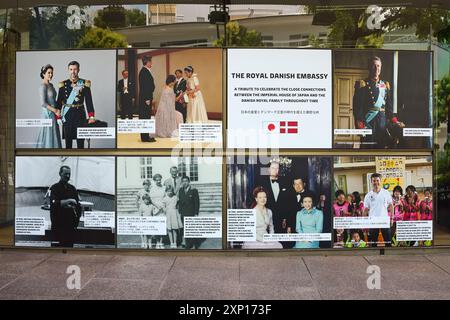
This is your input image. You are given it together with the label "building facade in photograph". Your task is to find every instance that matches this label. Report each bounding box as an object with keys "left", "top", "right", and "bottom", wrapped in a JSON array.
[
  {"left": 334, "top": 156, "right": 433, "bottom": 195},
  {"left": 117, "top": 157, "right": 222, "bottom": 217}
]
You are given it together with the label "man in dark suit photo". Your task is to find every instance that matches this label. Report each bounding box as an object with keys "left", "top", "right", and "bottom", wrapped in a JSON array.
[
  {"left": 138, "top": 55, "right": 156, "bottom": 142},
  {"left": 178, "top": 176, "right": 200, "bottom": 249},
  {"left": 174, "top": 69, "right": 187, "bottom": 123},
  {"left": 117, "top": 69, "right": 135, "bottom": 120},
  {"left": 49, "top": 165, "right": 82, "bottom": 247}
]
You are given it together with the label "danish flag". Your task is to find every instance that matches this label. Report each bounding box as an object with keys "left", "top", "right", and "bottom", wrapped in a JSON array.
[{"left": 263, "top": 121, "right": 298, "bottom": 134}]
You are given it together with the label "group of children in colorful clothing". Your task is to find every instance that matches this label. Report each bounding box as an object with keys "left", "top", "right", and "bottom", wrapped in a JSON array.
[
  {"left": 392, "top": 186, "right": 433, "bottom": 222},
  {"left": 332, "top": 186, "right": 433, "bottom": 248}
]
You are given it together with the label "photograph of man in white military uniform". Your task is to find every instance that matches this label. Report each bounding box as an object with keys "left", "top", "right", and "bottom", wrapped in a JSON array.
[{"left": 117, "top": 156, "right": 222, "bottom": 249}]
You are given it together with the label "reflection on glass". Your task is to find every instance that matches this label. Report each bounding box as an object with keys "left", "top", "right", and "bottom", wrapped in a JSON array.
[
  {"left": 434, "top": 9, "right": 450, "bottom": 245},
  {"left": 0, "top": 9, "right": 15, "bottom": 246},
  {"left": 0, "top": 2, "right": 448, "bottom": 248}
]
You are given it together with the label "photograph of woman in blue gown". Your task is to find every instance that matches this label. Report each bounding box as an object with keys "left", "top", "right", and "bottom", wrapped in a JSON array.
[{"left": 36, "top": 64, "right": 62, "bottom": 148}]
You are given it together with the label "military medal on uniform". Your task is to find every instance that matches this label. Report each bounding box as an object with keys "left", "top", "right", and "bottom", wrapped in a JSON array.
[
  {"left": 364, "top": 80, "right": 388, "bottom": 128},
  {"left": 61, "top": 79, "right": 84, "bottom": 123}
]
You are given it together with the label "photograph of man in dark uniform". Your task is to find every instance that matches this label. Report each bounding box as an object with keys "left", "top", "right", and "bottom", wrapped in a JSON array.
[
  {"left": 174, "top": 69, "right": 187, "bottom": 123},
  {"left": 353, "top": 56, "right": 405, "bottom": 149},
  {"left": 178, "top": 176, "right": 200, "bottom": 249},
  {"left": 56, "top": 61, "right": 96, "bottom": 149},
  {"left": 138, "top": 55, "right": 156, "bottom": 143},
  {"left": 254, "top": 160, "right": 287, "bottom": 235},
  {"left": 118, "top": 69, "right": 135, "bottom": 120},
  {"left": 50, "top": 166, "right": 81, "bottom": 247}
]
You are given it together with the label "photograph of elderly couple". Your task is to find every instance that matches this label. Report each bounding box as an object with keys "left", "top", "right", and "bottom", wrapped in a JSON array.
[
  {"left": 227, "top": 156, "right": 333, "bottom": 249},
  {"left": 116, "top": 48, "right": 223, "bottom": 149},
  {"left": 333, "top": 156, "right": 433, "bottom": 248},
  {"left": 15, "top": 157, "right": 116, "bottom": 248},
  {"left": 116, "top": 157, "right": 222, "bottom": 249},
  {"left": 15, "top": 50, "right": 116, "bottom": 149}
]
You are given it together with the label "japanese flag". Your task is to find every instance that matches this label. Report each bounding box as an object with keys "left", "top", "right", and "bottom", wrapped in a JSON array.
[
  {"left": 263, "top": 121, "right": 279, "bottom": 133},
  {"left": 263, "top": 121, "right": 298, "bottom": 134}
]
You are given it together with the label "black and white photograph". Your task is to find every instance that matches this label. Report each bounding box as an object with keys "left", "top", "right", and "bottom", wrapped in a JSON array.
[
  {"left": 15, "top": 50, "right": 117, "bottom": 149},
  {"left": 15, "top": 156, "right": 116, "bottom": 248},
  {"left": 227, "top": 156, "right": 333, "bottom": 250},
  {"left": 117, "top": 156, "right": 222, "bottom": 249}
]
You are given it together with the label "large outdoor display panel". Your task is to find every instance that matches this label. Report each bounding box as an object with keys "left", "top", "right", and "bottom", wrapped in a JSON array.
[
  {"left": 9, "top": 47, "right": 437, "bottom": 251},
  {"left": 15, "top": 156, "right": 116, "bottom": 248},
  {"left": 15, "top": 50, "right": 117, "bottom": 149},
  {"left": 333, "top": 50, "right": 433, "bottom": 150},
  {"left": 117, "top": 156, "right": 222, "bottom": 249},
  {"left": 116, "top": 48, "right": 223, "bottom": 149},
  {"left": 227, "top": 48, "right": 332, "bottom": 149},
  {"left": 227, "top": 156, "right": 333, "bottom": 249},
  {"left": 333, "top": 156, "right": 433, "bottom": 248}
]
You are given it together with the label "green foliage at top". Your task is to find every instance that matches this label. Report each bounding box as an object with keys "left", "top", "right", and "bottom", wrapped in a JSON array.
[
  {"left": 213, "top": 21, "right": 264, "bottom": 47},
  {"left": 436, "top": 73, "right": 450, "bottom": 129},
  {"left": 76, "top": 27, "right": 128, "bottom": 48},
  {"left": 94, "top": 5, "right": 146, "bottom": 29},
  {"left": 307, "top": 6, "right": 449, "bottom": 48},
  {"left": 12, "top": 6, "right": 90, "bottom": 49}
]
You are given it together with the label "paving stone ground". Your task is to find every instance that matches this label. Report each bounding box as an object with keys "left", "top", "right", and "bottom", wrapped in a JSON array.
[{"left": 0, "top": 251, "right": 449, "bottom": 300}]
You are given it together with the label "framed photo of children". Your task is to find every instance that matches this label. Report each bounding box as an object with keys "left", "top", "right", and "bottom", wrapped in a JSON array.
[
  {"left": 333, "top": 156, "right": 433, "bottom": 248},
  {"left": 116, "top": 156, "right": 222, "bottom": 250},
  {"left": 227, "top": 155, "right": 333, "bottom": 249}
]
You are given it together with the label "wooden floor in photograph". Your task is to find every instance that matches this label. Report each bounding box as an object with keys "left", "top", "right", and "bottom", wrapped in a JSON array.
[
  {"left": 117, "top": 133, "right": 222, "bottom": 149},
  {"left": 117, "top": 120, "right": 222, "bottom": 149}
]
